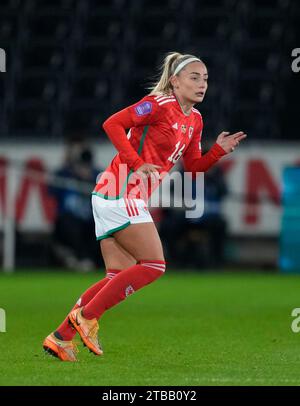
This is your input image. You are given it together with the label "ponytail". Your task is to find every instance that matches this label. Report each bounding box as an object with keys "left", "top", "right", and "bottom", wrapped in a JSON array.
[{"left": 148, "top": 51, "right": 202, "bottom": 96}]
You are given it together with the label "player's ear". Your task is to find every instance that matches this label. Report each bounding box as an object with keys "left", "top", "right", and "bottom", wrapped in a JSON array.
[{"left": 169, "top": 75, "right": 179, "bottom": 89}]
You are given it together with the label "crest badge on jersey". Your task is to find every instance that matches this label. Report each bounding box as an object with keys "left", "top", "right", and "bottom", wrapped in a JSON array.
[
  {"left": 181, "top": 124, "right": 187, "bottom": 134},
  {"left": 134, "top": 101, "right": 152, "bottom": 116},
  {"left": 188, "top": 126, "right": 194, "bottom": 138}
]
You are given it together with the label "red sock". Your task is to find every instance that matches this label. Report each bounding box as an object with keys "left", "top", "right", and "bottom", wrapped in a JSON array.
[
  {"left": 55, "top": 269, "right": 122, "bottom": 340},
  {"left": 83, "top": 260, "right": 166, "bottom": 320}
]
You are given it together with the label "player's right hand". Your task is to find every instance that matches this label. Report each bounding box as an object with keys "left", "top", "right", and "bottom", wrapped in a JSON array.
[
  {"left": 216, "top": 131, "right": 247, "bottom": 154},
  {"left": 136, "top": 163, "right": 161, "bottom": 182}
]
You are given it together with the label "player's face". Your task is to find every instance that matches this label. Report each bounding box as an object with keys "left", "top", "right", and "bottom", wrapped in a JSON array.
[{"left": 176, "top": 62, "right": 208, "bottom": 104}]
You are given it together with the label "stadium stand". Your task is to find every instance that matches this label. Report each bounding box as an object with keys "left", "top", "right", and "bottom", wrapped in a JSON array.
[{"left": 0, "top": 0, "right": 299, "bottom": 140}]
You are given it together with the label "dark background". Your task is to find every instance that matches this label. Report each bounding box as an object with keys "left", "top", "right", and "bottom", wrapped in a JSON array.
[
  {"left": 1, "top": 0, "right": 299, "bottom": 142},
  {"left": 0, "top": 0, "right": 300, "bottom": 271}
]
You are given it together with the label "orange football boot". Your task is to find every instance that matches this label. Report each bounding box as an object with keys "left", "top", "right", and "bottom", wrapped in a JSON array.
[
  {"left": 69, "top": 307, "right": 103, "bottom": 356},
  {"left": 43, "top": 333, "right": 78, "bottom": 362}
]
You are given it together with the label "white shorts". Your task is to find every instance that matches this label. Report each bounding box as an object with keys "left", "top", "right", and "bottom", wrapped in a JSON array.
[{"left": 91, "top": 194, "right": 153, "bottom": 241}]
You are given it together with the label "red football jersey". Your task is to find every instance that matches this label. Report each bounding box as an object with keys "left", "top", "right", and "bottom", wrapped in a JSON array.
[{"left": 94, "top": 93, "right": 225, "bottom": 201}]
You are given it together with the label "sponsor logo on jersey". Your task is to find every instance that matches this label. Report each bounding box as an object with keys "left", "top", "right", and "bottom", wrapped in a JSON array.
[
  {"left": 188, "top": 126, "right": 194, "bottom": 138},
  {"left": 134, "top": 101, "right": 152, "bottom": 116},
  {"left": 181, "top": 124, "right": 187, "bottom": 134},
  {"left": 172, "top": 122, "right": 178, "bottom": 130}
]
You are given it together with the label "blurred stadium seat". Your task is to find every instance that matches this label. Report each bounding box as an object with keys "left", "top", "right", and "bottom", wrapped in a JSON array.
[
  {"left": 0, "top": 0, "right": 299, "bottom": 140},
  {"left": 9, "top": 105, "right": 53, "bottom": 134},
  {"left": 22, "top": 43, "right": 65, "bottom": 71},
  {"left": 27, "top": 11, "right": 72, "bottom": 42}
]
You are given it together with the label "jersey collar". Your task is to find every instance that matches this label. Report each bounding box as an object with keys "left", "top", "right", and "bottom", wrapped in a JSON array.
[{"left": 172, "top": 92, "right": 193, "bottom": 117}]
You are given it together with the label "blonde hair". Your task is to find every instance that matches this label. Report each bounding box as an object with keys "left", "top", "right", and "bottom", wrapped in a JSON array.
[{"left": 148, "top": 52, "right": 203, "bottom": 96}]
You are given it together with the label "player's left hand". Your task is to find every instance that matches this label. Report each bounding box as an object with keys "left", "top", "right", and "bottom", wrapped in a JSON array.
[{"left": 216, "top": 131, "right": 247, "bottom": 154}]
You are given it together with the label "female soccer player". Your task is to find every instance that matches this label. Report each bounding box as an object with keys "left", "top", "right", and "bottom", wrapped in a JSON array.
[{"left": 43, "top": 52, "right": 246, "bottom": 361}]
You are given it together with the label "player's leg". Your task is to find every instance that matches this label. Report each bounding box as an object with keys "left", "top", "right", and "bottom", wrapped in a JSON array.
[
  {"left": 69, "top": 222, "right": 166, "bottom": 354},
  {"left": 100, "top": 236, "right": 137, "bottom": 270},
  {"left": 44, "top": 239, "right": 136, "bottom": 360},
  {"left": 54, "top": 237, "right": 136, "bottom": 338},
  {"left": 113, "top": 221, "right": 165, "bottom": 262},
  {"left": 83, "top": 222, "right": 165, "bottom": 318},
  {"left": 43, "top": 273, "right": 119, "bottom": 360},
  {"left": 54, "top": 238, "right": 135, "bottom": 335}
]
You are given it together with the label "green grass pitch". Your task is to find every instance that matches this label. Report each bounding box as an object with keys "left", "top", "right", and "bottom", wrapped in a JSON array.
[{"left": 1, "top": 270, "right": 300, "bottom": 386}]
